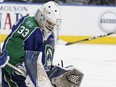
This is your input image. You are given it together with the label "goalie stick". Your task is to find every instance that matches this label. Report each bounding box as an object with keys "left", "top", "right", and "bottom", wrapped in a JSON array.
[
  {"left": 65, "top": 32, "right": 116, "bottom": 46},
  {"left": 37, "top": 52, "right": 53, "bottom": 87},
  {"left": 24, "top": 51, "right": 53, "bottom": 87},
  {"left": 7, "top": 63, "right": 25, "bottom": 76}
]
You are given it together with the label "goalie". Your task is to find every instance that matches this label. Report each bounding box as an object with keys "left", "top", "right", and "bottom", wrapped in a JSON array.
[{"left": 0, "top": 1, "right": 84, "bottom": 87}]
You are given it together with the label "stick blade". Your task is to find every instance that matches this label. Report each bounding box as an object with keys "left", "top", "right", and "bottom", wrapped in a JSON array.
[{"left": 65, "top": 42, "right": 72, "bottom": 46}]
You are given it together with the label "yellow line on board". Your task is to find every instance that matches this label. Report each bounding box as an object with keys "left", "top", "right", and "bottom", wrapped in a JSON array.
[
  {"left": 0, "top": 34, "right": 7, "bottom": 42},
  {"left": 1, "top": 34, "right": 116, "bottom": 44}
]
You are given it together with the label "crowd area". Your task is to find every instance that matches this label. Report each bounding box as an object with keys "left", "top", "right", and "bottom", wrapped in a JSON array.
[{"left": 3, "top": 0, "right": 116, "bottom": 5}]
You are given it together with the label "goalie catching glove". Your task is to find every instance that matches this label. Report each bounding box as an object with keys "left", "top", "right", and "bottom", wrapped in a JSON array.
[{"left": 48, "top": 65, "right": 84, "bottom": 87}]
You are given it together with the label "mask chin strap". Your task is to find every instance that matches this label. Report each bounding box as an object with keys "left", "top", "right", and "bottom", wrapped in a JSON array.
[{"left": 41, "top": 28, "right": 52, "bottom": 41}]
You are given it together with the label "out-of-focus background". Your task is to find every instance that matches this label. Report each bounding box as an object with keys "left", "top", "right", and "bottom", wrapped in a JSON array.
[
  {"left": 1, "top": 0, "right": 116, "bottom": 44},
  {"left": 1, "top": 0, "right": 116, "bottom": 5}
]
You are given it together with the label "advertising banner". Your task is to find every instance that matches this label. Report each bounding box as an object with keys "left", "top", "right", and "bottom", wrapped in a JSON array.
[{"left": 0, "top": 3, "right": 116, "bottom": 44}]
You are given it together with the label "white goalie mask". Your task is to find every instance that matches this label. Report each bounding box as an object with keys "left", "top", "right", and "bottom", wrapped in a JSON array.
[{"left": 34, "top": 1, "right": 62, "bottom": 40}]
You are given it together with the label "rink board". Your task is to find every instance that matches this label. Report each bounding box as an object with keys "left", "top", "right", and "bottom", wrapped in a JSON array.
[{"left": 1, "top": 34, "right": 116, "bottom": 44}]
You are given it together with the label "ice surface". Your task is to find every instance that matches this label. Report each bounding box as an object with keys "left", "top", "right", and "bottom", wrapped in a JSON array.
[{"left": 53, "top": 44, "right": 116, "bottom": 87}]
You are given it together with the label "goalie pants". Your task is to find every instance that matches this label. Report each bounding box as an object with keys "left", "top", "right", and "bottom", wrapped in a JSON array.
[{"left": 2, "top": 68, "right": 27, "bottom": 87}]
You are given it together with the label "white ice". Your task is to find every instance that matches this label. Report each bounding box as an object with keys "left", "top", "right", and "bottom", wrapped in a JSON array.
[{"left": 53, "top": 43, "right": 116, "bottom": 87}]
